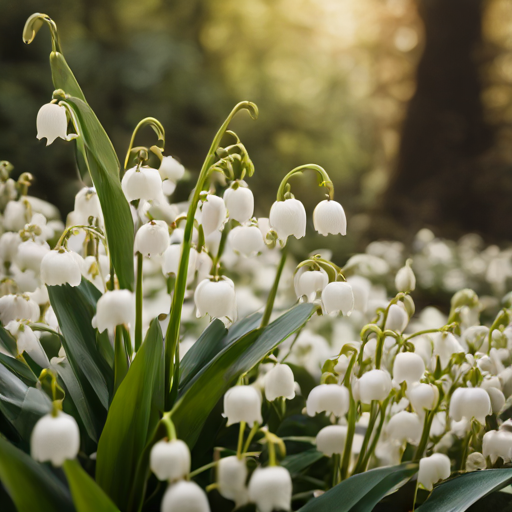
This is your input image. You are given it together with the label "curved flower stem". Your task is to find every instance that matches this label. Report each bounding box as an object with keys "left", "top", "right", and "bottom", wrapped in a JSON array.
[
  {"left": 164, "top": 102, "right": 258, "bottom": 410},
  {"left": 487, "top": 309, "right": 509, "bottom": 355},
  {"left": 414, "top": 410, "right": 435, "bottom": 460},
  {"left": 123, "top": 117, "right": 166, "bottom": 172},
  {"left": 280, "top": 325, "right": 304, "bottom": 363},
  {"left": 361, "top": 397, "right": 390, "bottom": 470},
  {"left": 134, "top": 253, "right": 143, "bottom": 352},
  {"left": 243, "top": 422, "right": 260, "bottom": 454},
  {"left": 212, "top": 223, "right": 230, "bottom": 278},
  {"left": 23, "top": 13, "right": 62, "bottom": 53},
  {"left": 352, "top": 400, "right": 379, "bottom": 475},
  {"left": 276, "top": 164, "right": 334, "bottom": 201},
  {"left": 189, "top": 461, "right": 218, "bottom": 479},
  {"left": 161, "top": 413, "right": 177, "bottom": 440},
  {"left": 260, "top": 246, "right": 288, "bottom": 328},
  {"left": 340, "top": 393, "right": 356, "bottom": 480},
  {"left": 237, "top": 421, "right": 246, "bottom": 459},
  {"left": 404, "top": 329, "right": 443, "bottom": 343}
]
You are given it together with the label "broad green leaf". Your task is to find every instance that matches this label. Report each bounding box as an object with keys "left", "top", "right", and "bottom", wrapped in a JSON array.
[
  {"left": 282, "top": 449, "right": 324, "bottom": 474},
  {"left": 0, "top": 435, "right": 74, "bottom": 512},
  {"left": 96, "top": 319, "right": 164, "bottom": 510},
  {"left": 63, "top": 96, "right": 135, "bottom": 291},
  {"left": 50, "top": 52, "right": 86, "bottom": 102},
  {"left": 0, "top": 353, "right": 37, "bottom": 386},
  {"left": 299, "top": 462, "right": 418, "bottom": 512},
  {"left": 63, "top": 459, "right": 120, "bottom": 512},
  {"left": 48, "top": 280, "right": 112, "bottom": 409},
  {"left": 173, "top": 303, "right": 317, "bottom": 447},
  {"left": 417, "top": 469, "right": 512, "bottom": 512},
  {"left": 0, "top": 325, "right": 17, "bottom": 356}
]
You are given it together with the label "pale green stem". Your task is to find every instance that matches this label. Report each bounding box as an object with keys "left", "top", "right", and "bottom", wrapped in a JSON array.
[
  {"left": 353, "top": 400, "right": 379, "bottom": 474},
  {"left": 276, "top": 164, "right": 334, "bottom": 201},
  {"left": 123, "top": 117, "right": 165, "bottom": 172},
  {"left": 260, "top": 246, "right": 288, "bottom": 328},
  {"left": 414, "top": 410, "right": 435, "bottom": 460},
  {"left": 237, "top": 421, "right": 246, "bottom": 459},
  {"left": 243, "top": 422, "right": 260, "bottom": 454},
  {"left": 135, "top": 253, "right": 143, "bottom": 351}
]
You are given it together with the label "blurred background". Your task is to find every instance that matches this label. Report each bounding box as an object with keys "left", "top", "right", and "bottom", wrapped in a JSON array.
[{"left": 2, "top": 0, "right": 512, "bottom": 262}]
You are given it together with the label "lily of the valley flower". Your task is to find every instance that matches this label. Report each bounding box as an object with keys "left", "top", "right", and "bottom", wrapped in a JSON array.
[
  {"left": 358, "top": 369, "right": 392, "bottom": 404},
  {"left": 161, "top": 481, "right": 210, "bottom": 512},
  {"left": 36, "top": 103, "right": 74, "bottom": 146},
  {"left": 122, "top": 166, "right": 163, "bottom": 202},
  {"left": 418, "top": 453, "right": 451, "bottom": 491},
  {"left": 229, "top": 225, "right": 264, "bottom": 256},
  {"left": 321, "top": 281, "right": 354, "bottom": 316},
  {"left": 159, "top": 156, "right": 185, "bottom": 183},
  {"left": 41, "top": 249, "right": 83, "bottom": 287},
  {"left": 0, "top": 294, "right": 40, "bottom": 324},
  {"left": 217, "top": 456, "right": 249, "bottom": 507},
  {"left": 296, "top": 270, "right": 328, "bottom": 302},
  {"left": 313, "top": 199, "right": 346, "bottom": 236},
  {"left": 384, "top": 303, "right": 409, "bottom": 333},
  {"left": 449, "top": 387, "right": 492, "bottom": 425},
  {"left": 316, "top": 425, "right": 348, "bottom": 456},
  {"left": 386, "top": 411, "right": 422, "bottom": 445},
  {"left": 95, "top": 289, "right": 135, "bottom": 334},
  {"left": 393, "top": 352, "right": 425, "bottom": 386},
  {"left": 223, "top": 385, "right": 262, "bottom": 426},
  {"left": 201, "top": 194, "right": 227, "bottom": 237},
  {"left": 248, "top": 466, "right": 292, "bottom": 512},
  {"left": 483, "top": 428, "right": 512, "bottom": 464},
  {"left": 195, "top": 277, "right": 236, "bottom": 321},
  {"left": 6, "top": 320, "right": 49, "bottom": 368},
  {"left": 150, "top": 439, "right": 191, "bottom": 481},
  {"left": 395, "top": 260, "right": 416, "bottom": 293},
  {"left": 162, "top": 244, "right": 198, "bottom": 284},
  {"left": 269, "top": 198, "right": 306, "bottom": 241},
  {"left": 134, "top": 220, "right": 170, "bottom": 257},
  {"left": 74, "top": 187, "right": 103, "bottom": 225},
  {"left": 223, "top": 181, "right": 254, "bottom": 223},
  {"left": 264, "top": 364, "right": 295, "bottom": 402},
  {"left": 31, "top": 411, "right": 80, "bottom": 466},
  {"left": 407, "top": 383, "right": 438, "bottom": 413},
  {"left": 306, "top": 384, "right": 350, "bottom": 417}
]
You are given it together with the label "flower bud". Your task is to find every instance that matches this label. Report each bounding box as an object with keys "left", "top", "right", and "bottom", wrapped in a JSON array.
[
  {"left": 449, "top": 387, "right": 491, "bottom": 425},
  {"left": 41, "top": 249, "right": 83, "bottom": 287},
  {"left": 200, "top": 194, "right": 227, "bottom": 237},
  {"left": 223, "top": 181, "right": 254, "bottom": 223},
  {"left": 217, "top": 456, "right": 249, "bottom": 507},
  {"left": 269, "top": 199, "right": 306, "bottom": 241},
  {"left": 0, "top": 294, "right": 40, "bottom": 324},
  {"left": 6, "top": 320, "right": 49, "bottom": 368},
  {"left": 161, "top": 481, "right": 210, "bottom": 512},
  {"left": 313, "top": 199, "right": 347, "bottom": 236},
  {"left": 418, "top": 453, "right": 451, "bottom": 491},
  {"left": 483, "top": 429, "right": 512, "bottom": 464},
  {"left": 74, "top": 187, "right": 103, "bottom": 225},
  {"left": 393, "top": 352, "right": 425, "bottom": 385},
  {"left": 432, "top": 332, "right": 464, "bottom": 369},
  {"left": 306, "top": 384, "right": 349, "bottom": 417},
  {"left": 466, "top": 452, "right": 486, "bottom": 471},
  {"left": 122, "top": 166, "right": 163, "bottom": 202},
  {"left": 316, "top": 425, "right": 348, "bottom": 456},
  {"left": 248, "top": 466, "right": 292, "bottom": 512},
  {"left": 386, "top": 411, "right": 422, "bottom": 445},
  {"left": 195, "top": 277, "right": 236, "bottom": 321},
  {"left": 134, "top": 220, "right": 169, "bottom": 257},
  {"left": 223, "top": 385, "right": 262, "bottom": 426},
  {"left": 296, "top": 270, "right": 328, "bottom": 302},
  {"left": 358, "top": 370, "right": 392, "bottom": 404},
  {"left": 407, "top": 383, "right": 438, "bottom": 413},
  {"left": 31, "top": 411, "right": 80, "bottom": 466},
  {"left": 95, "top": 290, "right": 135, "bottom": 334},
  {"left": 162, "top": 244, "right": 198, "bottom": 284},
  {"left": 321, "top": 282, "right": 354, "bottom": 316},
  {"left": 159, "top": 156, "right": 185, "bottom": 183},
  {"left": 264, "top": 364, "right": 295, "bottom": 402},
  {"left": 395, "top": 260, "right": 416, "bottom": 293},
  {"left": 36, "top": 103, "right": 69, "bottom": 146},
  {"left": 150, "top": 439, "right": 190, "bottom": 481},
  {"left": 16, "top": 240, "right": 50, "bottom": 273},
  {"left": 451, "top": 288, "right": 479, "bottom": 310},
  {"left": 229, "top": 225, "right": 264, "bottom": 256},
  {"left": 384, "top": 304, "right": 409, "bottom": 333}
]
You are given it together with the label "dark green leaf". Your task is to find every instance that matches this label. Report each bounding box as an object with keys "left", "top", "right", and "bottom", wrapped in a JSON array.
[
  {"left": 0, "top": 325, "right": 17, "bottom": 356},
  {"left": 417, "top": 469, "right": 512, "bottom": 512},
  {"left": 50, "top": 52, "right": 86, "bottom": 102},
  {"left": 282, "top": 449, "right": 324, "bottom": 475},
  {"left": 299, "top": 462, "right": 418, "bottom": 512},
  {"left": 0, "top": 353, "right": 37, "bottom": 386},
  {"left": 63, "top": 459, "right": 120, "bottom": 512},
  {"left": 0, "top": 434, "right": 75, "bottom": 512},
  {"left": 173, "top": 303, "right": 317, "bottom": 447},
  {"left": 95, "top": 319, "right": 163, "bottom": 510}
]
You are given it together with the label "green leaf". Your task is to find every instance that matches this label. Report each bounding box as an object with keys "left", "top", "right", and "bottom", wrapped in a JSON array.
[
  {"left": 63, "top": 459, "right": 120, "bottom": 512},
  {"left": 63, "top": 96, "right": 135, "bottom": 291},
  {"left": 173, "top": 303, "right": 317, "bottom": 447},
  {"left": 417, "top": 469, "right": 512, "bottom": 512},
  {"left": 0, "top": 435, "right": 75, "bottom": 512},
  {"left": 0, "top": 353, "right": 37, "bottom": 386},
  {"left": 95, "top": 319, "right": 163, "bottom": 510},
  {"left": 282, "top": 448, "right": 324, "bottom": 475},
  {"left": 299, "top": 462, "right": 418, "bottom": 512},
  {"left": 0, "top": 325, "right": 17, "bottom": 356},
  {"left": 50, "top": 52, "right": 86, "bottom": 102},
  {"left": 48, "top": 280, "right": 112, "bottom": 409}
]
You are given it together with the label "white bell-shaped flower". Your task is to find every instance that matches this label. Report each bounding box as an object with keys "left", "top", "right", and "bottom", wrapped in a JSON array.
[
  {"left": 31, "top": 411, "right": 80, "bottom": 466},
  {"left": 229, "top": 225, "right": 264, "bottom": 256},
  {"left": 418, "top": 453, "right": 451, "bottom": 491},
  {"left": 386, "top": 411, "right": 422, "bottom": 445},
  {"left": 162, "top": 244, "right": 198, "bottom": 284},
  {"left": 159, "top": 156, "right": 185, "bottom": 183},
  {"left": 74, "top": 187, "right": 103, "bottom": 225},
  {"left": 407, "top": 383, "right": 438, "bottom": 413},
  {"left": 321, "top": 281, "right": 354, "bottom": 316},
  {"left": 306, "top": 384, "right": 350, "bottom": 417},
  {"left": 223, "top": 385, "right": 262, "bottom": 426},
  {"left": 122, "top": 166, "right": 163, "bottom": 202},
  {"left": 384, "top": 304, "right": 409, "bottom": 333},
  {"left": 358, "top": 370, "right": 392, "bottom": 404},
  {"left": 466, "top": 452, "right": 486, "bottom": 471},
  {"left": 449, "top": 387, "right": 492, "bottom": 425},
  {"left": 0, "top": 294, "right": 40, "bottom": 324},
  {"left": 6, "top": 321, "right": 49, "bottom": 368},
  {"left": 95, "top": 290, "right": 135, "bottom": 334},
  {"left": 393, "top": 352, "right": 425, "bottom": 385},
  {"left": 201, "top": 194, "right": 227, "bottom": 237},
  {"left": 16, "top": 240, "right": 50, "bottom": 273},
  {"left": 223, "top": 181, "right": 254, "bottom": 223},
  {"left": 269, "top": 198, "right": 307, "bottom": 241},
  {"left": 36, "top": 103, "right": 69, "bottom": 146},
  {"left": 134, "top": 220, "right": 169, "bottom": 257},
  {"left": 150, "top": 439, "right": 191, "bottom": 481},
  {"left": 483, "top": 429, "right": 512, "bottom": 464},
  {"left": 313, "top": 199, "right": 346, "bottom": 236},
  {"left": 296, "top": 270, "right": 328, "bottom": 302},
  {"left": 316, "top": 425, "right": 348, "bottom": 456},
  {"left": 217, "top": 456, "right": 249, "bottom": 507},
  {"left": 161, "top": 481, "right": 210, "bottom": 512},
  {"left": 486, "top": 387, "right": 506, "bottom": 414},
  {"left": 195, "top": 277, "right": 236, "bottom": 321},
  {"left": 395, "top": 261, "right": 416, "bottom": 292},
  {"left": 41, "top": 249, "right": 83, "bottom": 287},
  {"left": 3, "top": 200, "right": 27, "bottom": 231},
  {"left": 432, "top": 332, "right": 464, "bottom": 369},
  {"left": 0, "top": 232, "right": 21, "bottom": 263},
  {"left": 264, "top": 364, "right": 295, "bottom": 402},
  {"left": 248, "top": 466, "right": 292, "bottom": 512}
]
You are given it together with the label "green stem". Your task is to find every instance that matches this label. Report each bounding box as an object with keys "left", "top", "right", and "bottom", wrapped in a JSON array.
[
  {"left": 353, "top": 400, "right": 379, "bottom": 474},
  {"left": 412, "top": 480, "right": 419, "bottom": 512},
  {"left": 260, "top": 246, "right": 288, "bottom": 328},
  {"left": 460, "top": 431, "right": 472, "bottom": 471},
  {"left": 161, "top": 413, "right": 177, "bottom": 440},
  {"left": 331, "top": 453, "right": 341, "bottom": 488},
  {"left": 375, "top": 331, "right": 385, "bottom": 369},
  {"left": 268, "top": 439, "right": 276, "bottom": 466},
  {"left": 276, "top": 164, "right": 334, "bottom": 201},
  {"left": 414, "top": 411, "right": 435, "bottom": 460},
  {"left": 123, "top": 117, "right": 165, "bottom": 172},
  {"left": 212, "top": 222, "right": 229, "bottom": 278},
  {"left": 135, "top": 253, "right": 143, "bottom": 352},
  {"left": 340, "top": 393, "right": 356, "bottom": 480},
  {"left": 237, "top": 421, "right": 246, "bottom": 459},
  {"left": 243, "top": 422, "right": 260, "bottom": 454},
  {"left": 189, "top": 461, "right": 218, "bottom": 479},
  {"left": 361, "top": 398, "right": 390, "bottom": 470},
  {"left": 164, "top": 102, "right": 257, "bottom": 410},
  {"left": 114, "top": 326, "right": 128, "bottom": 395}
]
